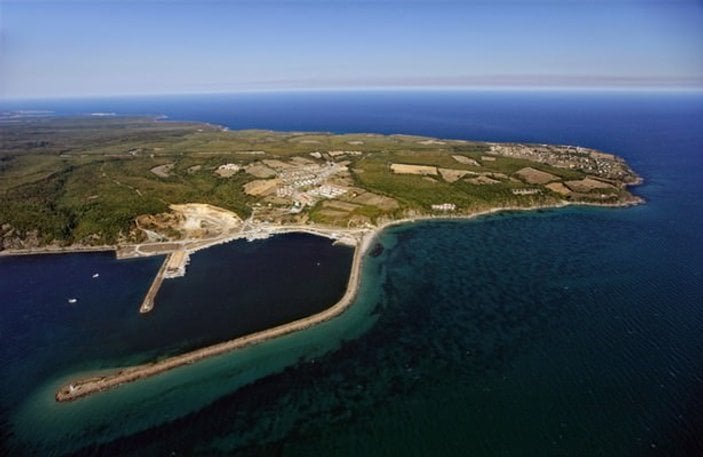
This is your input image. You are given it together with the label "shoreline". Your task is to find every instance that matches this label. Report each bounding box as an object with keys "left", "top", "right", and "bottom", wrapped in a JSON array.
[
  {"left": 0, "top": 245, "right": 116, "bottom": 257},
  {"left": 53, "top": 197, "right": 642, "bottom": 402},
  {"left": 367, "top": 197, "right": 644, "bottom": 239},
  {"left": 2, "top": 196, "right": 642, "bottom": 259}
]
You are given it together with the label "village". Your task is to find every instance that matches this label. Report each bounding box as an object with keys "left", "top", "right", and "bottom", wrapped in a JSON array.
[{"left": 487, "top": 143, "right": 643, "bottom": 183}]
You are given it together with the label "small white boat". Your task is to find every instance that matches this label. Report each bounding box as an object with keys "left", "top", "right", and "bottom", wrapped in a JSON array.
[
  {"left": 68, "top": 298, "right": 77, "bottom": 304},
  {"left": 92, "top": 273, "right": 100, "bottom": 278}
]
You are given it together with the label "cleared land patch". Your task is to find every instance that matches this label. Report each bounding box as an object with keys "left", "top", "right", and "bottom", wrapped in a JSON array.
[
  {"left": 150, "top": 163, "right": 174, "bottom": 178},
  {"left": 214, "top": 163, "right": 241, "bottom": 178},
  {"left": 467, "top": 176, "right": 501, "bottom": 185},
  {"left": 245, "top": 162, "right": 277, "bottom": 178},
  {"left": 243, "top": 179, "right": 280, "bottom": 196},
  {"left": 438, "top": 168, "right": 475, "bottom": 183},
  {"left": 545, "top": 182, "right": 572, "bottom": 195},
  {"left": 515, "top": 167, "right": 559, "bottom": 184},
  {"left": 136, "top": 204, "right": 242, "bottom": 241},
  {"left": 484, "top": 172, "right": 509, "bottom": 180},
  {"left": 390, "top": 163, "right": 438, "bottom": 176},
  {"left": 322, "top": 200, "right": 362, "bottom": 212},
  {"left": 317, "top": 209, "right": 349, "bottom": 218},
  {"left": 451, "top": 155, "right": 481, "bottom": 167},
  {"left": 351, "top": 192, "right": 399, "bottom": 211},
  {"left": 290, "top": 156, "right": 317, "bottom": 165},
  {"left": 565, "top": 177, "right": 616, "bottom": 193},
  {"left": 262, "top": 159, "right": 293, "bottom": 170}
]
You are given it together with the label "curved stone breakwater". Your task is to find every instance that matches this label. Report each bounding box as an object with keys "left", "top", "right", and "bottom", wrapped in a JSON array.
[{"left": 55, "top": 231, "right": 372, "bottom": 402}]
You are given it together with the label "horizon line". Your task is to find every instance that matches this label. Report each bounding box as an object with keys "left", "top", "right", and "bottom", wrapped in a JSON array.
[{"left": 3, "top": 85, "right": 703, "bottom": 102}]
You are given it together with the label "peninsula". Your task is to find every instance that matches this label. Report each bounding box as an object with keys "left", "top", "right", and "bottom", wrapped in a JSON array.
[{"left": 0, "top": 115, "right": 642, "bottom": 401}]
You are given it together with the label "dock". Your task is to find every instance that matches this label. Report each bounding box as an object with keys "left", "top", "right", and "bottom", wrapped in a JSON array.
[
  {"left": 139, "top": 250, "right": 190, "bottom": 313},
  {"left": 139, "top": 256, "right": 168, "bottom": 313},
  {"left": 163, "top": 250, "right": 190, "bottom": 278}
]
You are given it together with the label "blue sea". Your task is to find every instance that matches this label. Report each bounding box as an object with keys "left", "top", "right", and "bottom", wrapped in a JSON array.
[{"left": 1, "top": 90, "right": 702, "bottom": 456}]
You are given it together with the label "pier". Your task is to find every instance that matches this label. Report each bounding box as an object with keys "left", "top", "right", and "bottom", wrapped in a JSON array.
[
  {"left": 138, "top": 256, "right": 168, "bottom": 313},
  {"left": 163, "top": 250, "right": 190, "bottom": 279},
  {"left": 138, "top": 251, "right": 189, "bottom": 313}
]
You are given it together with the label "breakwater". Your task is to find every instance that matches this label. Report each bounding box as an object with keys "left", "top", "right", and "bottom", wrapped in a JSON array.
[{"left": 56, "top": 231, "right": 371, "bottom": 401}]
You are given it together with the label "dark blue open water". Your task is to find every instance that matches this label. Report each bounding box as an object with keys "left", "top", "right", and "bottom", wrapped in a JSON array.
[{"left": 1, "top": 90, "right": 702, "bottom": 455}]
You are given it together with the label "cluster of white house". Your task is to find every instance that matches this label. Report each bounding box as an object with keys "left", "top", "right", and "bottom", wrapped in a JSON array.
[
  {"left": 217, "top": 163, "right": 240, "bottom": 173},
  {"left": 308, "top": 185, "right": 347, "bottom": 199},
  {"left": 431, "top": 203, "right": 456, "bottom": 211},
  {"left": 511, "top": 188, "right": 542, "bottom": 195}
]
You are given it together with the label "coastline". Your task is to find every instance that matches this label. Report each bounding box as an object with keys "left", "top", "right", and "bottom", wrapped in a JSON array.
[
  {"left": 370, "top": 197, "right": 643, "bottom": 237},
  {"left": 0, "top": 245, "right": 116, "bottom": 257},
  {"left": 53, "top": 197, "right": 642, "bottom": 402},
  {"left": 2, "top": 196, "right": 642, "bottom": 259}
]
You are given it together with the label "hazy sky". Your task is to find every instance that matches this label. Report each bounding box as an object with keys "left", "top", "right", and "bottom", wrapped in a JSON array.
[{"left": 1, "top": 0, "right": 702, "bottom": 98}]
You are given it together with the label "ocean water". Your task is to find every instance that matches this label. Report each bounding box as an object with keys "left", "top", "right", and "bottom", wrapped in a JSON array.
[{"left": 1, "top": 90, "right": 702, "bottom": 456}]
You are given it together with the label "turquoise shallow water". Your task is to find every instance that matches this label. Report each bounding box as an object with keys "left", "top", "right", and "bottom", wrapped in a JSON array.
[{"left": 1, "top": 91, "right": 702, "bottom": 456}]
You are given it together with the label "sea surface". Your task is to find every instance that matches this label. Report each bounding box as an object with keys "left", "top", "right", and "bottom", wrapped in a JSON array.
[{"left": 1, "top": 90, "right": 702, "bottom": 456}]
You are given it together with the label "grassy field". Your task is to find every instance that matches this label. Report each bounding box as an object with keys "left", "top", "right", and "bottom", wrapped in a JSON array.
[{"left": 0, "top": 116, "right": 640, "bottom": 247}]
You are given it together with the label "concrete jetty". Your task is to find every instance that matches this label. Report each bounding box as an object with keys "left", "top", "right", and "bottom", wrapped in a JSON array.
[
  {"left": 138, "top": 256, "right": 168, "bottom": 313},
  {"left": 163, "top": 250, "right": 190, "bottom": 278},
  {"left": 139, "top": 250, "right": 190, "bottom": 313}
]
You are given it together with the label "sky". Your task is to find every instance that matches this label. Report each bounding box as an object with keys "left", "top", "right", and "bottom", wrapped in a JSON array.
[{"left": 1, "top": 0, "right": 702, "bottom": 99}]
